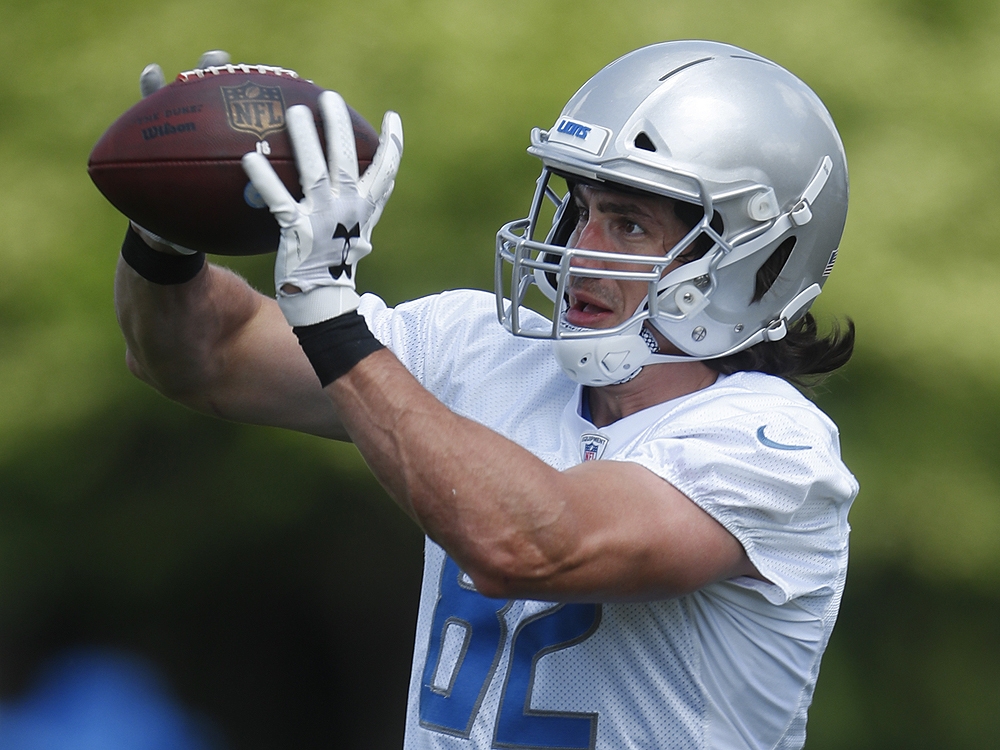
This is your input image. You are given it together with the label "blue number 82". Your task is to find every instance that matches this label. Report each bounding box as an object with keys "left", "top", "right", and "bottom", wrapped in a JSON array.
[{"left": 419, "top": 556, "right": 601, "bottom": 749}]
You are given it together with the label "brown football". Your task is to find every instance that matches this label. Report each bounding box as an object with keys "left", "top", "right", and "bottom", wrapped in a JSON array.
[{"left": 88, "top": 64, "right": 379, "bottom": 256}]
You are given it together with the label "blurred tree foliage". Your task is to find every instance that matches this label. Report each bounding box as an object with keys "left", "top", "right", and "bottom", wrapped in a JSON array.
[{"left": 1, "top": 0, "right": 999, "bottom": 747}]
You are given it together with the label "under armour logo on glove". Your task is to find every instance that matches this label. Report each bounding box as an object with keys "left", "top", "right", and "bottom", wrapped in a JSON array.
[
  {"left": 329, "top": 222, "right": 361, "bottom": 280},
  {"left": 333, "top": 222, "right": 361, "bottom": 250}
]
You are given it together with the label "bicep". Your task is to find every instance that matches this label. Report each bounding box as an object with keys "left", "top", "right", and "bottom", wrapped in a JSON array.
[{"left": 528, "top": 460, "right": 760, "bottom": 601}]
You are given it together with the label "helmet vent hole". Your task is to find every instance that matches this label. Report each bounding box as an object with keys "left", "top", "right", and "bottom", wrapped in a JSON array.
[
  {"left": 633, "top": 132, "right": 657, "bottom": 152},
  {"left": 754, "top": 236, "right": 796, "bottom": 302},
  {"left": 658, "top": 57, "right": 713, "bottom": 81}
]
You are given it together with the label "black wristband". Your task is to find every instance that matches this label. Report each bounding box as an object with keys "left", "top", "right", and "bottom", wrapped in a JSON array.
[
  {"left": 120, "top": 225, "right": 205, "bottom": 285},
  {"left": 293, "top": 312, "right": 385, "bottom": 387}
]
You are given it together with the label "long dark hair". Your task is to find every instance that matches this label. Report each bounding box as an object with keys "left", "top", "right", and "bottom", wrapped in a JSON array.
[
  {"left": 704, "top": 314, "right": 855, "bottom": 386},
  {"left": 672, "top": 202, "right": 855, "bottom": 386}
]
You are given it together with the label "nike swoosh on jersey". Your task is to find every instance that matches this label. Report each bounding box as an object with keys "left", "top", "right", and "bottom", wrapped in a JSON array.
[{"left": 756, "top": 425, "right": 811, "bottom": 451}]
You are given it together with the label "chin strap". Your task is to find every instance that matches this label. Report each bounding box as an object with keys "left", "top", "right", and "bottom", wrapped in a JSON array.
[
  {"left": 552, "top": 321, "right": 661, "bottom": 387},
  {"left": 609, "top": 327, "right": 660, "bottom": 385},
  {"left": 554, "top": 278, "right": 824, "bottom": 385}
]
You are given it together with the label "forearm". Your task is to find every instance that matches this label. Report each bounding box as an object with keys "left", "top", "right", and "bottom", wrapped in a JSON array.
[
  {"left": 325, "top": 349, "right": 758, "bottom": 602},
  {"left": 326, "top": 349, "right": 574, "bottom": 592},
  {"left": 115, "top": 254, "right": 348, "bottom": 438},
  {"left": 115, "top": 252, "right": 260, "bottom": 403}
]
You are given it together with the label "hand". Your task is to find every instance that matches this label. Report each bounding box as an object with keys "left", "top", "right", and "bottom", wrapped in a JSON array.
[
  {"left": 134, "top": 50, "right": 232, "bottom": 256},
  {"left": 241, "top": 91, "right": 403, "bottom": 327}
]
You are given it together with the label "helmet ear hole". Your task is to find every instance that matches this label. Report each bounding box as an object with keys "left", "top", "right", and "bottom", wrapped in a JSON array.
[
  {"left": 633, "top": 132, "right": 657, "bottom": 152},
  {"left": 754, "top": 236, "right": 796, "bottom": 301}
]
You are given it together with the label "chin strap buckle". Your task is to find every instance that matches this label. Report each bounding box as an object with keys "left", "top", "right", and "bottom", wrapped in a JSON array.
[
  {"left": 762, "top": 283, "right": 824, "bottom": 343},
  {"left": 789, "top": 155, "right": 834, "bottom": 227},
  {"left": 763, "top": 317, "right": 788, "bottom": 342}
]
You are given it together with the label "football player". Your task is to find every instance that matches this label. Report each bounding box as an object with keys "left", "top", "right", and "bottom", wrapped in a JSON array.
[{"left": 116, "top": 41, "right": 858, "bottom": 750}]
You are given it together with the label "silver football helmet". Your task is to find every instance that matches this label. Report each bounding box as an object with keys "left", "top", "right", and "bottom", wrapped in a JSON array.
[{"left": 495, "top": 40, "right": 848, "bottom": 386}]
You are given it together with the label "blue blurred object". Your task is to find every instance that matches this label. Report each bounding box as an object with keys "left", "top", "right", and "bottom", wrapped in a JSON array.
[{"left": 0, "top": 649, "right": 223, "bottom": 750}]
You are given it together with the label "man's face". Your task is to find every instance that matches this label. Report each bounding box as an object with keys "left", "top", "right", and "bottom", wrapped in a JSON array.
[{"left": 563, "top": 184, "right": 690, "bottom": 330}]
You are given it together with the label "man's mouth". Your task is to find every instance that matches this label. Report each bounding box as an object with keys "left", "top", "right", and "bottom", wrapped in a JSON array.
[{"left": 565, "top": 290, "right": 615, "bottom": 327}]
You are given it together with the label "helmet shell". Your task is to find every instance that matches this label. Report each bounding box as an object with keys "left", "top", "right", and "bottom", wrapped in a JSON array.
[{"left": 496, "top": 40, "right": 849, "bottom": 377}]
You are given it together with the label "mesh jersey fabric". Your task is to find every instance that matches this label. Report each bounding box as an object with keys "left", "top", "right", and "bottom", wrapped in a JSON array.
[{"left": 357, "top": 289, "right": 858, "bottom": 750}]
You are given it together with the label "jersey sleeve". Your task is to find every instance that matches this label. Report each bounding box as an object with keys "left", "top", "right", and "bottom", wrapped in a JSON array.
[
  {"left": 356, "top": 289, "right": 534, "bottom": 400},
  {"left": 356, "top": 291, "right": 431, "bottom": 383},
  {"left": 627, "top": 406, "right": 858, "bottom": 606}
]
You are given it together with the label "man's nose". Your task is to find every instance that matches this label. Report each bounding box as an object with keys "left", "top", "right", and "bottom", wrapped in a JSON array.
[{"left": 570, "top": 219, "right": 611, "bottom": 268}]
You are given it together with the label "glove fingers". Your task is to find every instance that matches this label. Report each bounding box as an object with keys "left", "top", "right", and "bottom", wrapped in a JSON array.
[
  {"left": 241, "top": 152, "right": 300, "bottom": 226},
  {"left": 139, "top": 64, "right": 166, "bottom": 98},
  {"left": 287, "top": 104, "right": 333, "bottom": 205},
  {"left": 196, "top": 50, "right": 231, "bottom": 69},
  {"left": 358, "top": 111, "right": 403, "bottom": 204},
  {"left": 319, "top": 91, "right": 360, "bottom": 184},
  {"left": 140, "top": 51, "right": 230, "bottom": 100}
]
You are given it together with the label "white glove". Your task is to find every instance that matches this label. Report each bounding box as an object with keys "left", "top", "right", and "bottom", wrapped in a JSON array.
[{"left": 241, "top": 91, "right": 403, "bottom": 327}]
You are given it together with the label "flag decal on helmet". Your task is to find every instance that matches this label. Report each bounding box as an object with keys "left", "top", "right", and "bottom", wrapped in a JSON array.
[
  {"left": 823, "top": 249, "right": 838, "bottom": 278},
  {"left": 580, "top": 433, "right": 609, "bottom": 461},
  {"left": 549, "top": 117, "right": 611, "bottom": 156}
]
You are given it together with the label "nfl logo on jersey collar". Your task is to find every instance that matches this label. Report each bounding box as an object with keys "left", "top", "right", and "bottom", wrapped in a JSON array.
[
  {"left": 580, "top": 433, "right": 609, "bottom": 462},
  {"left": 565, "top": 382, "right": 693, "bottom": 467}
]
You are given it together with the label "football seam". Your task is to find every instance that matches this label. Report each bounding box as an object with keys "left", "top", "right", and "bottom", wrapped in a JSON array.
[{"left": 175, "top": 64, "right": 311, "bottom": 83}]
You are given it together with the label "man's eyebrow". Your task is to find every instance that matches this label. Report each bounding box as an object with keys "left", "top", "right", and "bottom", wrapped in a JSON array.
[
  {"left": 596, "top": 197, "right": 653, "bottom": 219},
  {"left": 574, "top": 185, "right": 655, "bottom": 220}
]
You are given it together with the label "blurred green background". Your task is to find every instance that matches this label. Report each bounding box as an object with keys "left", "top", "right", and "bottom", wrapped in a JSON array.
[{"left": 2, "top": 0, "right": 1000, "bottom": 747}]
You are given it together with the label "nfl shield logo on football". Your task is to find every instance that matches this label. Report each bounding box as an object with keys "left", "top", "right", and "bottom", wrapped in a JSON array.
[
  {"left": 221, "top": 81, "right": 287, "bottom": 138},
  {"left": 580, "top": 433, "right": 609, "bottom": 462}
]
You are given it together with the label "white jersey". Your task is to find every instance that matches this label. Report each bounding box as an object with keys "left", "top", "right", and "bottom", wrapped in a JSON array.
[{"left": 359, "top": 290, "right": 858, "bottom": 750}]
